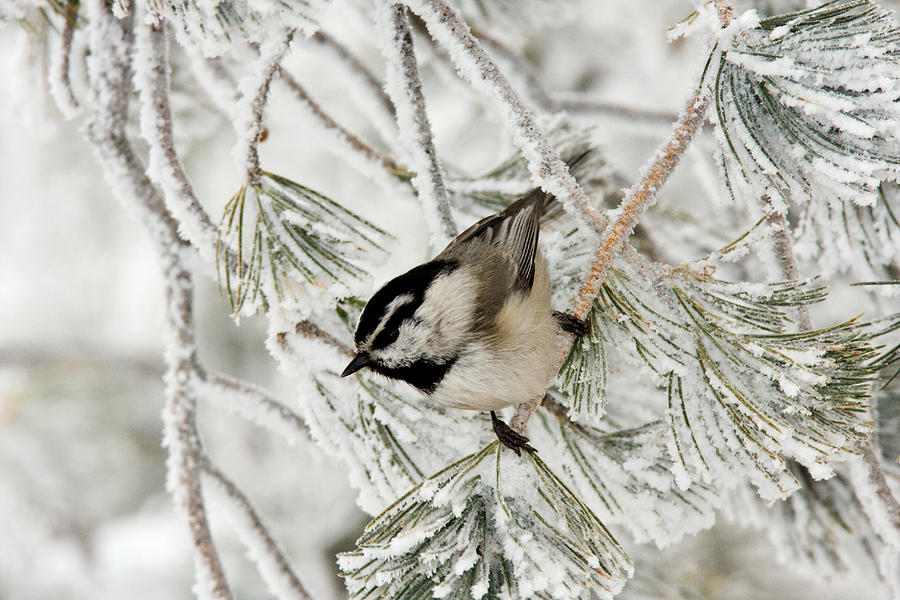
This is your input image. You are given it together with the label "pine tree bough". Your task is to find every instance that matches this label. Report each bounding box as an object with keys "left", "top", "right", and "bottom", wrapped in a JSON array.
[
  {"left": 82, "top": 1, "right": 232, "bottom": 597},
  {"left": 376, "top": 0, "right": 457, "bottom": 245},
  {"left": 512, "top": 88, "right": 711, "bottom": 433},
  {"left": 402, "top": 0, "right": 606, "bottom": 238},
  {"left": 134, "top": 18, "right": 219, "bottom": 261},
  {"left": 48, "top": 0, "right": 80, "bottom": 117},
  {"left": 235, "top": 29, "right": 295, "bottom": 185},
  {"left": 201, "top": 461, "right": 314, "bottom": 600}
]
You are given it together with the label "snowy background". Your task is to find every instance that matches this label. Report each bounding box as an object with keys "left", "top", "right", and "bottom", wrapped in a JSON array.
[{"left": 0, "top": 0, "right": 894, "bottom": 598}]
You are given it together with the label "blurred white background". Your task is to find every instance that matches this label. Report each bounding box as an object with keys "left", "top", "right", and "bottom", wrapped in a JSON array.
[{"left": 0, "top": 0, "right": 891, "bottom": 598}]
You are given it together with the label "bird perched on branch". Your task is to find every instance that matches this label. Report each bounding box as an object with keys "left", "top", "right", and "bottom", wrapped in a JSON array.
[{"left": 342, "top": 160, "right": 589, "bottom": 455}]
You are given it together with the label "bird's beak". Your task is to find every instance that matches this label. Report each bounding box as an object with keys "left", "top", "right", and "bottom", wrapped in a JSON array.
[{"left": 341, "top": 353, "right": 370, "bottom": 377}]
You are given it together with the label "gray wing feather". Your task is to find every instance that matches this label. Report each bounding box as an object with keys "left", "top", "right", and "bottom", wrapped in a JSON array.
[{"left": 440, "top": 189, "right": 544, "bottom": 291}]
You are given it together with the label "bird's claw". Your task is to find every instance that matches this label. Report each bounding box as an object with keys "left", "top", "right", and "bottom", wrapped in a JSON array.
[
  {"left": 490, "top": 411, "right": 536, "bottom": 456},
  {"left": 553, "top": 311, "right": 589, "bottom": 337}
]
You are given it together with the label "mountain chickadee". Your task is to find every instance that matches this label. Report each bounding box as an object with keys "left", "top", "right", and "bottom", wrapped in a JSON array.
[{"left": 341, "top": 185, "right": 587, "bottom": 454}]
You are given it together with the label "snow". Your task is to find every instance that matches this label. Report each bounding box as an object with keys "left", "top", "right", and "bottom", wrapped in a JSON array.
[{"left": 3, "top": 0, "right": 899, "bottom": 598}]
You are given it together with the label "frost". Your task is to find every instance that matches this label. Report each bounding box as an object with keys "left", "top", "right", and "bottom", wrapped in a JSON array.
[
  {"left": 571, "top": 255, "right": 875, "bottom": 495},
  {"left": 339, "top": 443, "right": 632, "bottom": 600},
  {"left": 143, "top": 0, "right": 329, "bottom": 58},
  {"left": 713, "top": 0, "right": 900, "bottom": 276}
]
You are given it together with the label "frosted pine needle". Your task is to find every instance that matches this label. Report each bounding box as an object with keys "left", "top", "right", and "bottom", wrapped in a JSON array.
[{"left": 215, "top": 171, "right": 389, "bottom": 317}]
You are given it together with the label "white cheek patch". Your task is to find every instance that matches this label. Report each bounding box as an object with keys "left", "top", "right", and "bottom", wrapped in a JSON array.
[{"left": 415, "top": 268, "right": 476, "bottom": 360}]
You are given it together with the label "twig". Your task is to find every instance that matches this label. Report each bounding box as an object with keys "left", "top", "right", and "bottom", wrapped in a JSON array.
[
  {"left": 235, "top": 29, "right": 295, "bottom": 185},
  {"left": 134, "top": 19, "right": 219, "bottom": 261},
  {"left": 402, "top": 0, "right": 604, "bottom": 237},
  {"left": 277, "top": 67, "right": 407, "bottom": 176},
  {"left": 48, "top": 0, "right": 80, "bottom": 117},
  {"left": 309, "top": 30, "right": 398, "bottom": 144},
  {"left": 512, "top": 87, "right": 712, "bottom": 432},
  {"left": 82, "top": 2, "right": 231, "bottom": 597},
  {"left": 758, "top": 139, "right": 900, "bottom": 589},
  {"left": 474, "top": 31, "right": 677, "bottom": 126},
  {"left": 377, "top": 1, "right": 457, "bottom": 245},
  {"left": 293, "top": 320, "right": 354, "bottom": 357},
  {"left": 201, "top": 460, "right": 315, "bottom": 600},
  {"left": 196, "top": 372, "right": 310, "bottom": 446},
  {"left": 186, "top": 53, "right": 242, "bottom": 121},
  {"left": 569, "top": 90, "right": 710, "bottom": 320},
  {"left": 713, "top": 0, "right": 735, "bottom": 28}
]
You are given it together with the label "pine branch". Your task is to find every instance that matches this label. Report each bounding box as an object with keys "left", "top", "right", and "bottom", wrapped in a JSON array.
[
  {"left": 713, "top": 0, "right": 900, "bottom": 236},
  {"left": 310, "top": 30, "right": 399, "bottom": 145},
  {"left": 377, "top": 1, "right": 457, "bottom": 245},
  {"left": 234, "top": 29, "right": 295, "bottom": 185},
  {"left": 339, "top": 442, "right": 633, "bottom": 599},
  {"left": 201, "top": 460, "right": 315, "bottom": 600},
  {"left": 473, "top": 31, "right": 678, "bottom": 126},
  {"left": 145, "top": 0, "right": 327, "bottom": 58},
  {"left": 532, "top": 411, "right": 720, "bottom": 547},
  {"left": 195, "top": 372, "right": 310, "bottom": 446},
  {"left": 403, "top": 0, "right": 605, "bottom": 237},
  {"left": 513, "top": 88, "right": 711, "bottom": 432},
  {"left": 215, "top": 171, "right": 389, "bottom": 316},
  {"left": 570, "top": 89, "right": 710, "bottom": 320},
  {"left": 292, "top": 319, "right": 354, "bottom": 356},
  {"left": 759, "top": 121, "right": 900, "bottom": 583},
  {"left": 276, "top": 67, "right": 409, "bottom": 181},
  {"left": 48, "top": 0, "right": 79, "bottom": 117},
  {"left": 134, "top": 18, "right": 219, "bottom": 261},
  {"left": 82, "top": 1, "right": 231, "bottom": 597}
]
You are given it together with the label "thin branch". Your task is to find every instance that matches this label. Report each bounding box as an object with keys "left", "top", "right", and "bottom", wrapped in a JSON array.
[
  {"left": 309, "top": 30, "right": 398, "bottom": 144},
  {"left": 512, "top": 87, "right": 712, "bottom": 433},
  {"left": 713, "top": 0, "right": 735, "bottom": 28},
  {"left": 276, "top": 66, "right": 408, "bottom": 176},
  {"left": 196, "top": 372, "right": 310, "bottom": 446},
  {"left": 403, "top": 0, "right": 604, "bottom": 237},
  {"left": 201, "top": 460, "right": 315, "bottom": 600},
  {"left": 48, "top": 0, "right": 80, "bottom": 117},
  {"left": 377, "top": 1, "right": 457, "bottom": 245},
  {"left": 186, "top": 52, "right": 242, "bottom": 121},
  {"left": 473, "top": 31, "right": 677, "bottom": 126},
  {"left": 134, "top": 19, "right": 219, "bottom": 261},
  {"left": 235, "top": 29, "right": 295, "bottom": 184},
  {"left": 569, "top": 89, "right": 711, "bottom": 321},
  {"left": 759, "top": 153, "right": 900, "bottom": 583},
  {"left": 82, "top": 2, "right": 231, "bottom": 597},
  {"left": 293, "top": 320, "right": 354, "bottom": 357}
]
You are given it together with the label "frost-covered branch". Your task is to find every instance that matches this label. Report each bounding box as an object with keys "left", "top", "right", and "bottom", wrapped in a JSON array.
[
  {"left": 49, "top": 0, "right": 80, "bottom": 117},
  {"left": 712, "top": 0, "right": 734, "bottom": 28},
  {"left": 201, "top": 460, "right": 315, "bottom": 600},
  {"left": 82, "top": 3, "right": 230, "bottom": 597},
  {"left": 310, "top": 30, "right": 398, "bottom": 144},
  {"left": 377, "top": 1, "right": 457, "bottom": 245},
  {"left": 234, "top": 29, "right": 295, "bottom": 184},
  {"left": 134, "top": 18, "right": 219, "bottom": 261},
  {"left": 403, "top": 0, "right": 604, "bottom": 236},
  {"left": 196, "top": 372, "right": 310, "bottom": 446},
  {"left": 473, "top": 31, "right": 677, "bottom": 126},
  {"left": 277, "top": 67, "right": 408, "bottom": 180},
  {"left": 512, "top": 88, "right": 711, "bottom": 432},
  {"left": 570, "top": 89, "right": 710, "bottom": 320},
  {"left": 292, "top": 320, "right": 354, "bottom": 356}
]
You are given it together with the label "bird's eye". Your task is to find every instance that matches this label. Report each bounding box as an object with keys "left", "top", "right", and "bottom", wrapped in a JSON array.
[{"left": 383, "top": 328, "right": 399, "bottom": 345}]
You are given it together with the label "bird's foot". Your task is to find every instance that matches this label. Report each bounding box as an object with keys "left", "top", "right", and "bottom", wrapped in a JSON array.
[
  {"left": 553, "top": 311, "right": 589, "bottom": 337},
  {"left": 490, "top": 411, "right": 536, "bottom": 456}
]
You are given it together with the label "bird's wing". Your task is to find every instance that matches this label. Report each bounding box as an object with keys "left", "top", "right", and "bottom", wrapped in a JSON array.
[{"left": 440, "top": 189, "right": 544, "bottom": 291}]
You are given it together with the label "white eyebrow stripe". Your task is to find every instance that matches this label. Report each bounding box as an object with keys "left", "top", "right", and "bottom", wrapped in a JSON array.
[{"left": 368, "top": 293, "right": 416, "bottom": 342}]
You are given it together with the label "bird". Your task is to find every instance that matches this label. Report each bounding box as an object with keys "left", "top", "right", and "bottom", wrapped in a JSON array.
[{"left": 340, "top": 172, "right": 588, "bottom": 455}]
